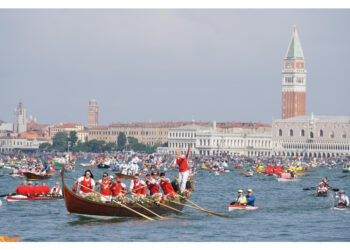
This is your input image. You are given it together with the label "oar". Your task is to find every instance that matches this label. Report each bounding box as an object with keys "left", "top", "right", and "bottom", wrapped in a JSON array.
[
  {"left": 124, "top": 195, "right": 164, "bottom": 220},
  {"left": 74, "top": 183, "right": 155, "bottom": 221},
  {"left": 0, "top": 174, "right": 11, "bottom": 177},
  {"left": 134, "top": 194, "right": 190, "bottom": 216},
  {"left": 0, "top": 193, "right": 16, "bottom": 198},
  {"left": 339, "top": 175, "right": 350, "bottom": 178},
  {"left": 303, "top": 187, "right": 316, "bottom": 191},
  {"left": 295, "top": 173, "right": 309, "bottom": 176},
  {"left": 177, "top": 194, "right": 229, "bottom": 218},
  {"left": 168, "top": 199, "right": 226, "bottom": 217}
]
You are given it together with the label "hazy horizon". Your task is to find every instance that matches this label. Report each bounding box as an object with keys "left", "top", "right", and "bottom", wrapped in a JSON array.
[{"left": 1, "top": 9, "right": 350, "bottom": 126}]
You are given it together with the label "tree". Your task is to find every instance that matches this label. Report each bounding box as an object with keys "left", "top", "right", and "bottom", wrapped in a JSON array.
[
  {"left": 69, "top": 131, "right": 78, "bottom": 146},
  {"left": 39, "top": 142, "right": 51, "bottom": 150},
  {"left": 86, "top": 139, "right": 105, "bottom": 152},
  {"left": 117, "top": 132, "right": 126, "bottom": 148},
  {"left": 103, "top": 142, "right": 118, "bottom": 152},
  {"left": 52, "top": 132, "right": 69, "bottom": 152}
]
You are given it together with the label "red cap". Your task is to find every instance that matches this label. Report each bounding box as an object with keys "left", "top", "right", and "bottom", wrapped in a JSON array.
[{"left": 117, "top": 178, "right": 122, "bottom": 182}]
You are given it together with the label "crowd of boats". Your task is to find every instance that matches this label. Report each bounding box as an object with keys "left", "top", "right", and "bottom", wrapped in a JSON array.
[{"left": 0, "top": 151, "right": 350, "bottom": 218}]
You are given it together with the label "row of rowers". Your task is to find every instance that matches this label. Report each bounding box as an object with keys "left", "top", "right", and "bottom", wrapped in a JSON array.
[
  {"left": 74, "top": 170, "right": 184, "bottom": 203},
  {"left": 15, "top": 181, "right": 62, "bottom": 196}
]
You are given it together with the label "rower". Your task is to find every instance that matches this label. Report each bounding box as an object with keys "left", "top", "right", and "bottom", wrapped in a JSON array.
[
  {"left": 145, "top": 171, "right": 162, "bottom": 198},
  {"left": 15, "top": 180, "right": 28, "bottom": 195},
  {"left": 110, "top": 178, "right": 127, "bottom": 200},
  {"left": 246, "top": 189, "right": 255, "bottom": 206},
  {"left": 231, "top": 190, "right": 247, "bottom": 205},
  {"left": 95, "top": 172, "right": 112, "bottom": 203},
  {"left": 41, "top": 182, "right": 51, "bottom": 194},
  {"left": 336, "top": 190, "right": 349, "bottom": 207},
  {"left": 129, "top": 174, "right": 147, "bottom": 199},
  {"left": 33, "top": 182, "right": 41, "bottom": 195},
  {"left": 175, "top": 144, "right": 191, "bottom": 193},
  {"left": 50, "top": 182, "right": 62, "bottom": 196},
  {"left": 75, "top": 170, "right": 96, "bottom": 198},
  {"left": 26, "top": 181, "right": 34, "bottom": 196},
  {"left": 319, "top": 177, "right": 329, "bottom": 187},
  {"left": 159, "top": 172, "right": 176, "bottom": 197}
]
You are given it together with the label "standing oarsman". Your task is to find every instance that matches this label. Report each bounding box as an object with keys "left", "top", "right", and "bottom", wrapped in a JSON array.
[
  {"left": 129, "top": 174, "right": 147, "bottom": 199},
  {"left": 75, "top": 170, "right": 96, "bottom": 197},
  {"left": 176, "top": 144, "right": 190, "bottom": 193},
  {"left": 95, "top": 172, "right": 112, "bottom": 203}
]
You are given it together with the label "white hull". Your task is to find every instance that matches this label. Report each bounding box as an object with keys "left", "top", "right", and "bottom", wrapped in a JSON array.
[
  {"left": 228, "top": 205, "right": 259, "bottom": 211},
  {"left": 277, "top": 178, "right": 299, "bottom": 182},
  {"left": 75, "top": 213, "right": 125, "bottom": 220},
  {"left": 333, "top": 206, "right": 350, "bottom": 211}
]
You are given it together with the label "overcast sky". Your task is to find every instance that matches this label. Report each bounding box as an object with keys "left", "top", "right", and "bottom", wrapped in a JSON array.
[{"left": 1, "top": 9, "right": 349, "bottom": 126}]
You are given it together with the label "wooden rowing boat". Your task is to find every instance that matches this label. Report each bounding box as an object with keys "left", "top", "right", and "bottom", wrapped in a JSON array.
[
  {"left": 6, "top": 194, "right": 64, "bottom": 202},
  {"left": 61, "top": 165, "right": 186, "bottom": 218},
  {"left": 115, "top": 173, "right": 134, "bottom": 180},
  {"left": 23, "top": 172, "right": 51, "bottom": 181},
  {"left": 228, "top": 204, "right": 259, "bottom": 211}
]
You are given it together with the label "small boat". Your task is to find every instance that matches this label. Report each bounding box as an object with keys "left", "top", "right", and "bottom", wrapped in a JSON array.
[
  {"left": 97, "top": 163, "right": 110, "bottom": 169},
  {"left": 315, "top": 191, "right": 328, "bottom": 197},
  {"left": 333, "top": 206, "right": 350, "bottom": 211},
  {"left": 79, "top": 163, "right": 97, "bottom": 168},
  {"left": 6, "top": 194, "right": 64, "bottom": 202},
  {"left": 115, "top": 173, "right": 135, "bottom": 179},
  {"left": 23, "top": 172, "right": 51, "bottom": 181},
  {"left": 228, "top": 204, "right": 259, "bottom": 211},
  {"left": 61, "top": 166, "right": 186, "bottom": 218},
  {"left": 277, "top": 178, "right": 299, "bottom": 182},
  {"left": 342, "top": 165, "right": 350, "bottom": 173}
]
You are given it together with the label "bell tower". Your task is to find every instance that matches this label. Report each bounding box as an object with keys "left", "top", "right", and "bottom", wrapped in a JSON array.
[{"left": 282, "top": 25, "right": 307, "bottom": 119}]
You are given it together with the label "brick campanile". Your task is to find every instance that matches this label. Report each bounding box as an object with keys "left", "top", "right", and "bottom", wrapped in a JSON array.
[
  {"left": 88, "top": 99, "right": 99, "bottom": 129},
  {"left": 282, "top": 25, "right": 307, "bottom": 119}
]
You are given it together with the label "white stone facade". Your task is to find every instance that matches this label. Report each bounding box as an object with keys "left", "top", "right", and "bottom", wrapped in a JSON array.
[
  {"left": 272, "top": 114, "right": 350, "bottom": 158},
  {"left": 167, "top": 123, "right": 272, "bottom": 157},
  {"left": 0, "top": 137, "right": 45, "bottom": 152}
]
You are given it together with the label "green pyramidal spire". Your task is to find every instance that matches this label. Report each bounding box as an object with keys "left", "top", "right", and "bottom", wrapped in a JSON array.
[{"left": 285, "top": 25, "right": 304, "bottom": 59}]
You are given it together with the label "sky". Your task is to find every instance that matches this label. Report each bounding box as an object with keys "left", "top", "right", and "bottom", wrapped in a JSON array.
[{"left": 0, "top": 9, "right": 349, "bottom": 126}]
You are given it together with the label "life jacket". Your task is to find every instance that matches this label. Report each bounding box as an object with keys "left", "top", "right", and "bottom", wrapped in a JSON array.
[
  {"left": 99, "top": 179, "right": 111, "bottom": 196},
  {"left": 147, "top": 179, "right": 161, "bottom": 195},
  {"left": 52, "top": 187, "right": 61, "bottom": 194},
  {"left": 80, "top": 177, "right": 92, "bottom": 193},
  {"left": 160, "top": 179, "right": 175, "bottom": 195},
  {"left": 132, "top": 180, "right": 146, "bottom": 195}
]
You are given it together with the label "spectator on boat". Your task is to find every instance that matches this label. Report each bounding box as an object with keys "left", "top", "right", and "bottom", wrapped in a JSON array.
[
  {"left": 129, "top": 174, "right": 146, "bottom": 199},
  {"left": 41, "top": 182, "right": 51, "bottom": 194},
  {"left": 95, "top": 172, "right": 112, "bottom": 203},
  {"left": 246, "top": 189, "right": 255, "bottom": 206},
  {"left": 336, "top": 190, "right": 349, "bottom": 207},
  {"left": 15, "top": 180, "right": 28, "bottom": 195},
  {"left": 110, "top": 178, "right": 127, "bottom": 200},
  {"left": 232, "top": 190, "right": 247, "bottom": 205},
  {"left": 75, "top": 170, "right": 96, "bottom": 198},
  {"left": 176, "top": 145, "right": 191, "bottom": 193},
  {"left": 50, "top": 182, "right": 62, "bottom": 196}
]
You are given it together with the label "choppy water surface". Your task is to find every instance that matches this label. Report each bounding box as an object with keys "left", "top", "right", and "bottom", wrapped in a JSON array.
[{"left": 0, "top": 163, "right": 349, "bottom": 242}]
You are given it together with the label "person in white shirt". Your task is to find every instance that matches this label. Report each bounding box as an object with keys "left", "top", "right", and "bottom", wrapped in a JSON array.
[
  {"left": 50, "top": 182, "right": 62, "bottom": 196},
  {"left": 336, "top": 190, "right": 349, "bottom": 207},
  {"left": 76, "top": 170, "right": 96, "bottom": 197}
]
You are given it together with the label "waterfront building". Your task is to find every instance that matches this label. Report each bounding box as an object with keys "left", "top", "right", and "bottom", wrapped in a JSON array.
[
  {"left": 88, "top": 99, "right": 99, "bottom": 129},
  {"left": 77, "top": 130, "right": 89, "bottom": 143},
  {"left": 13, "top": 102, "right": 27, "bottom": 133},
  {"left": 282, "top": 25, "right": 307, "bottom": 119},
  {"left": 0, "top": 121, "right": 13, "bottom": 132},
  {"left": 0, "top": 137, "right": 47, "bottom": 152},
  {"left": 272, "top": 114, "right": 350, "bottom": 158},
  {"left": 49, "top": 123, "right": 84, "bottom": 138},
  {"left": 167, "top": 122, "right": 272, "bottom": 156}
]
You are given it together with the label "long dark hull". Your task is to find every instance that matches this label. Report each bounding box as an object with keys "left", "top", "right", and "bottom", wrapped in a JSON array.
[
  {"left": 61, "top": 166, "right": 186, "bottom": 218},
  {"left": 115, "top": 173, "right": 134, "bottom": 179},
  {"left": 23, "top": 172, "right": 51, "bottom": 181}
]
